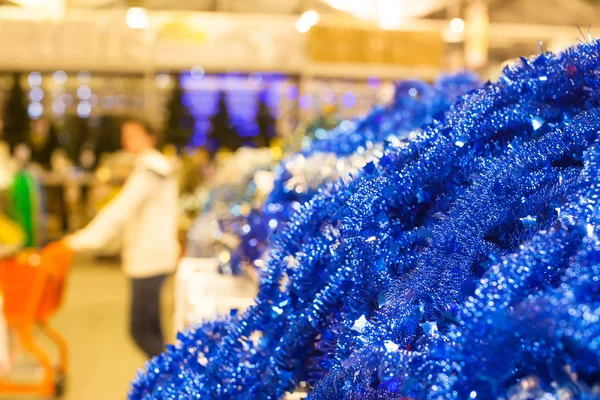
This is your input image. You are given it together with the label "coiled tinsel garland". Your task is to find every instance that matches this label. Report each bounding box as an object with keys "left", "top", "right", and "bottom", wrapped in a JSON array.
[
  {"left": 131, "top": 40, "right": 600, "bottom": 399},
  {"left": 266, "top": 72, "right": 481, "bottom": 223},
  {"left": 228, "top": 74, "right": 480, "bottom": 274}
]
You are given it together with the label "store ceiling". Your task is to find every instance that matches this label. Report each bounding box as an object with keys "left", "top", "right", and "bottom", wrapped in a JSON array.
[
  {"left": 65, "top": 0, "right": 446, "bottom": 20},
  {"left": 5, "top": 0, "right": 600, "bottom": 25},
  {"left": 424, "top": 0, "right": 600, "bottom": 26},
  {"left": 489, "top": 0, "right": 600, "bottom": 26},
  {"left": 2, "top": 0, "right": 446, "bottom": 28},
  {"left": 65, "top": 0, "right": 305, "bottom": 13}
]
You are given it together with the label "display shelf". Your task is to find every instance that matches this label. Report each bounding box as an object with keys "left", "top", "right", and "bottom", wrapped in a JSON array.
[
  {"left": 173, "top": 257, "right": 257, "bottom": 335},
  {"left": 174, "top": 257, "right": 309, "bottom": 399}
]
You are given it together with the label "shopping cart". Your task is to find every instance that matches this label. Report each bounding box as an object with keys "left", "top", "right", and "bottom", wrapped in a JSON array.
[{"left": 0, "top": 242, "right": 73, "bottom": 399}]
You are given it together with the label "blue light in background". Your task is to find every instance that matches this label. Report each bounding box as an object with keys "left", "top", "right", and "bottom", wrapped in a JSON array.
[
  {"left": 298, "top": 94, "right": 312, "bottom": 110},
  {"left": 192, "top": 134, "right": 207, "bottom": 146},
  {"left": 342, "top": 92, "right": 357, "bottom": 108},
  {"left": 28, "top": 102, "right": 43, "bottom": 119},
  {"left": 191, "top": 66, "right": 205, "bottom": 80},
  {"left": 182, "top": 93, "right": 193, "bottom": 108},
  {"left": 180, "top": 71, "right": 288, "bottom": 143},
  {"left": 194, "top": 120, "right": 212, "bottom": 137},
  {"left": 367, "top": 76, "right": 381, "bottom": 89},
  {"left": 246, "top": 123, "right": 260, "bottom": 137},
  {"left": 286, "top": 85, "right": 299, "bottom": 100}
]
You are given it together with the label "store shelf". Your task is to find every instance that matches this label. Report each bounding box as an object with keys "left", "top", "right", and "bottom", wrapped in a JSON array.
[{"left": 173, "top": 257, "right": 257, "bottom": 335}]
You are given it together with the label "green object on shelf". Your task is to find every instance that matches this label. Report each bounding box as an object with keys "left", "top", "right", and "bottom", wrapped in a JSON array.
[{"left": 8, "top": 170, "right": 38, "bottom": 248}]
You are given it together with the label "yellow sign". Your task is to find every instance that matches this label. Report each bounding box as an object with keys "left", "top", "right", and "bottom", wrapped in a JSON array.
[
  {"left": 307, "top": 26, "right": 444, "bottom": 67},
  {"left": 159, "top": 21, "right": 206, "bottom": 44}
]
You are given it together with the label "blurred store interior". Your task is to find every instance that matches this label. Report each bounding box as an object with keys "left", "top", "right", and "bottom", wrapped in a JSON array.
[{"left": 0, "top": 0, "right": 597, "bottom": 399}]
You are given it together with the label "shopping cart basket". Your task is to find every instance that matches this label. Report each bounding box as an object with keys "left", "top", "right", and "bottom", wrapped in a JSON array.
[{"left": 0, "top": 241, "right": 73, "bottom": 399}]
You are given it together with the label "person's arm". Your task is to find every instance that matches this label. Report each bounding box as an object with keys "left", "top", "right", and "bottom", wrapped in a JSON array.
[{"left": 67, "top": 168, "right": 161, "bottom": 252}]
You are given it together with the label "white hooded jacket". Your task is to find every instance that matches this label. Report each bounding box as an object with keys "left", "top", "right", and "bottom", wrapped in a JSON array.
[{"left": 68, "top": 149, "right": 180, "bottom": 278}]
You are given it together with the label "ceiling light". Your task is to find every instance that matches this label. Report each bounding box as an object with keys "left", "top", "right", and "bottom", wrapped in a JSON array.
[
  {"left": 449, "top": 17, "right": 465, "bottom": 33},
  {"left": 53, "top": 70, "right": 67, "bottom": 85},
  {"left": 296, "top": 10, "right": 320, "bottom": 34},
  {"left": 191, "top": 66, "right": 205, "bottom": 80},
  {"left": 378, "top": 0, "right": 402, "bottom": 30},
  {"left": 28, "top": 72, "right": 42, "bottom": 87},
  {"left": 302, "top": 10, "right": 320, "bottom": 26},
  {"left": 296, "top": 20, "right": 311, "bottom": 34},
  {"left": 126, "top": 7, "right": 149, "bottom": 30}
]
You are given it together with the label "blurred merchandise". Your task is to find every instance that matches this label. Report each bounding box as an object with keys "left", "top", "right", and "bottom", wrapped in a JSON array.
[
  {"left": 7, "top": 168, "right": 41, "bottom": 248},
  {"left": 177, "top": 148, "right": 210, "bottom": 195},
  {"left": 1, "top": 73, "right": 29, "bottom": 155},
  {"left": 49, "top": 148, "right": 73, "bottom": 176},
  {"left": 304, "top": 105, "right": 341, "bottom": 143},
  {"left": 0, "top": 213, "right": 25, "bottom": 258},
  {"left": 185, "top": 147, "right": 275, "bottom": 260},
  {"left": 179, "top": 72, "right": 294, "bottom": 152},
  {"left": 173, "top": 257, "right": 257, "bottom": 336},
  {"left": 211, "top": 73, "right": 481, "bottom": 277},
  {"left": 162, "top": 78, "right": 193, "bottom": 152}
]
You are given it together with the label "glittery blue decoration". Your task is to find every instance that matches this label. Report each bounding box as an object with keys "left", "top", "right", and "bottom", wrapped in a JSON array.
[
  {"left": 130, "top": 41, "right": 600, "bottom": 399},
  {"left": 227, "top": 73, "right": 481, "bottom": 275},
  {"left": 302, "top": 73, "right": 480, "bottom": 157}
]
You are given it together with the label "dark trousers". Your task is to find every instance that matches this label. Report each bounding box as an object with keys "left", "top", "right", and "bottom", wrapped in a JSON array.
[{"left": 130, "top": 274, "right": 167, "bottom": 358}]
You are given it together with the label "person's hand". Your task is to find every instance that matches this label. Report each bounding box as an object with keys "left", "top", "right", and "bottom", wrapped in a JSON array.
[{"left": 61, "top": 235, "right": 74, "bottom": 248}]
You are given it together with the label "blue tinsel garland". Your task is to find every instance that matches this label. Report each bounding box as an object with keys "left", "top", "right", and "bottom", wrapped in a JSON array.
[
  {"left": 227, "top": 74, "right": 480, "bottom": 275},
  {"left": 130, "top": 40, "right": 600, "bottom": 399}
]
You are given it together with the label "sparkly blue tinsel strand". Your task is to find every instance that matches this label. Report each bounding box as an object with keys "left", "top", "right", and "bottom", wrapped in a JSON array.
[
  {"left": 266, "top": 73, "right": 481, "bottom": 221},
  {"left": 301, "top": 72, "right": 481, "bottom": 157},
  {"left": 312, "top": 137, "right": 600, "bottom": 399},
  {"left": 229, "top": 73, "right": 480, "bottom": 275},
  {"left": 130, "top": 40, "right": 600, "bottom": 399}
]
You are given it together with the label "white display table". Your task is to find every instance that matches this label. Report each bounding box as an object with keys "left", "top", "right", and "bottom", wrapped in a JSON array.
[
  {"left": 173, "top": 257, "right": 258, "bottom": 336},
  {"left": 173, "top": 257, "right": 307, "bottom": 399}
]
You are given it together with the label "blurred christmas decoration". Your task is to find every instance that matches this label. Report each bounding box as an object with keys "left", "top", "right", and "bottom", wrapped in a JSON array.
[
  {"left": 2, "top": 73, "right": 30, "bottom": 154},
  {"left": 95, "top": 115, "right": 124, "bottom": 167},
  {"left": 254, "top": 94, "right": 277, "bottom": 148},
  {"left": 31, "top": 119, "right": 60, "bottom": 169},
  {"left": 163, "top": 76, "right": 193, "bottom": 152},
  {"left": 304, "top": 104, "right": 340, "bottom": 143},
  {"left": 222, "top": 73, "right": 481, "bottom": 277},
  {"left": 180, "top": 72, "right": 291, "bottom": 153},
  {"left": 132, "top": 41, "right": 600, "bottom": 400},
  {"left": 38, "top": 123, "right": 60, "bottom": 169},
  {"left": 184, "top": 147, "right": 275, "bottom": 262},
  {"left": 68, "top": 117, "right": 91, "bottom": 167},
  {"left": 209, "top": 92, "right": 243, "bottom": 152}
]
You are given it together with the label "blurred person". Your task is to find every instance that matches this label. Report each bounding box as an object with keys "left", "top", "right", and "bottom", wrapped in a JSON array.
[{"left": 64, "top": 118, "right": 180, "bottom": 358}]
